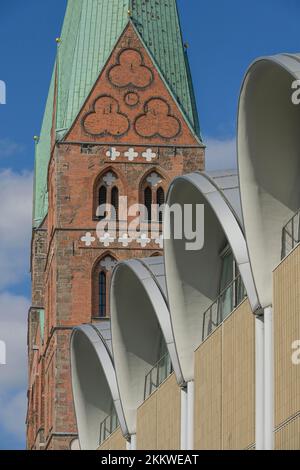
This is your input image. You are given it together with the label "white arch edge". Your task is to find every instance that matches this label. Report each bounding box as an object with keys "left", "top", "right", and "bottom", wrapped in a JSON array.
[
  {"left": 165, "top": 171, "right": 260, "bottom": 313},
  {"left": 70, "top": 323, "right": 129, "bottom": 441},
  {"left": 237, "top": 53, "right": 300, "bottom": 311},
  {"left": 110, "top": 258, "right": 185, "bottom": 387}
]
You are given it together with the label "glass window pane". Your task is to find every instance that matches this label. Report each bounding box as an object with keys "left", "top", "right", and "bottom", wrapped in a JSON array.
[
  {"left": 157, "top": 188, "right": 165, "bottom": 223},
  {"left": 111, "top": 186, "right": 119, "bottom": 220},
  {"left": 98, "top": 186, "right": 107, "bottom": 220},
  {"left": 144, "top": 187, "right": 152, "bottom": 221},
  {"left": 99, "top": 271, "right": 106, "bottom": 317}
]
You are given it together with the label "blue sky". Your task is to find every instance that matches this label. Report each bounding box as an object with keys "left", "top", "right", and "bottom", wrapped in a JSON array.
[{"left": 0, "top": 0, "right": 299, "bottom": 450}]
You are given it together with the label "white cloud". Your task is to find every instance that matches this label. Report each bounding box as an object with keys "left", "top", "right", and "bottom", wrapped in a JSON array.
[
  {"left": 0, "top": 139, "right": 24, "bottom": 159},
  {"left": 204, "top": 137, "right": 237, "bottom": 171},
  {"left": 0, "top": 292, "right": 29, "bottom": 443},
  {"left": 0, "top": 169, "right": 32, "bottom": 445},
  {"left": 0, "top": 169, "right": 33, "bottom": 447},
  {"left": 0, "top": 169, "right": 33, "bottom": 290},
  {"left": 0, "top": 292, "right": 29, "bottom": 389},
  {"left": 0, "top": 390, "right": 26, "bottom": 442}
]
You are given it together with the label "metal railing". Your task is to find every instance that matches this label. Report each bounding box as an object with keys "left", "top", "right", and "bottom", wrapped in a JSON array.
[
  {"left": 282, "top": 210, "right": 300, "bottom": 259},
  {"left": 99, "top": 408, "right": 119, "bottom": 446},
  {"left": 202, "top": 274, "right": 246, "bottom": 342},
  {"left": 144, "top": 353, "right": 173, "bottom": 400}
]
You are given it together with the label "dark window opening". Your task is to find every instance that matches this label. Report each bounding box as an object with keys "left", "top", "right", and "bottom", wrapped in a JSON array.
[
  {"left": 144, "top": 187, "right": 152, "bottom": 222},
  {"left": 98, "top": 186, "right": 107, "bottom": 220},
  {"left": 111, "top": 186, "right": 119, "bottom": 220},
  {"left": 157, "top": 187, "right": 165, "bottom": 223},
  {"left": 99, "top": 271, "right": 106, "bottom": 317}
]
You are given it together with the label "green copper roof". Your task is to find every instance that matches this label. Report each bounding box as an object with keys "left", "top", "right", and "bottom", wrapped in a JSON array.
[
  {"left": 33, "top": 69, "right": 54, "bottom": 226},
  {"left": 33, "top": 0, "right": 201, "bottom": 227},
  {"left": 57, "top": 0, "right": 129, "bottom": 132}
]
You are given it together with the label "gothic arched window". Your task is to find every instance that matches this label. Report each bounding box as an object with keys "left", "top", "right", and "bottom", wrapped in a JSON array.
[
  {"left": 92, "top": 255, "right": 117, "bottom": 319},
  {"left": 94, "top": 171, "right": 121, "bottom": 220},
  {"left": 140, "top": 171, "right": 165, "bottom": 224}
]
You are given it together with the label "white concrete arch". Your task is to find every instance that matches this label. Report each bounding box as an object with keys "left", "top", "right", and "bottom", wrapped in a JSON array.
[
  {"left": 238, "top": 53, "right": 300, "bottom": 309},
  {"left": 164, "top": 170, "right": 259, "bottom": 383},
  {"left": 110, "top": 256, "right": 183, "bottom": 436},
  {"left": 70, "top": 321, "right": 128, "bottom": 450}
]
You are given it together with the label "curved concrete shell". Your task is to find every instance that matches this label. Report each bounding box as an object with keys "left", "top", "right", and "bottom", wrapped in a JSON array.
[
  {"left": 238, "top": 53, "right": 300, "bottom": 308},
  {"left": 110, "top": 257, "right": 183, "bottom": 436},
  {"left": 164, "top": 170, "right": 259, "bottom": 382},
  {"left": 70, "top": 321, "right": 128, "bottom": 450}
]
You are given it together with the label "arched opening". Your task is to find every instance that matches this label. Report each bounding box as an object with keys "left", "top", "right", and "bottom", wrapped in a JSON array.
[
  {"left": 92, "top": 255, "right": 117, "bottom": 319},
  {"left": 70, "top": 323, "right": 128, "bottom": 450},
  {"left": 164, "top": 171, "right": 258, "bottom": 382},
  {"left": 110, "top": 257, "right": 182, "bottom": 436},
  {"left": 94, "top": 170, "right": 121, "bottom": 220},
  {"left": 238, "top": 55, "right": 300, "bottom": 308},
  {"left": 140, "top": 170, "right": 166, "bottom": 226}
]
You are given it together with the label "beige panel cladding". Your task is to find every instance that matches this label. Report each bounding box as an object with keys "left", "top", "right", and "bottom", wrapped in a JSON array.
[
  {"left": 136, "top": 373, "right": 181, "bottom": 450},
  {"left": 275, "top": 415, "right": 300, "bottom": 450},
  {"left": 194, "top": 326, "right": 222, "bottom": 450},
  {"left": 222, "top": 300, "right": 255, "bottom": 449},
  {"left": 137, "top": 391, "right": 158, "bottom": 450},
  {"left": 194, "top": 299, "right": 255, "bottom": 450},
  {"left": 157, "top": 374, "right": 181, "bottom": 450},
  {"left": 98, "top": 427, "right": 127, "bottom": 450},
  {"left": 274, "top": 245, "right": 300, "bottom": 447}
]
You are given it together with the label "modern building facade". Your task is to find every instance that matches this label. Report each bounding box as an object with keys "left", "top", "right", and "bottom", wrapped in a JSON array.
[
  {"left": 27, "top": 0, "right": 204, "bottom": 450},
  {"left": 71, "top": 57, "right": 300, "bottom": 451}
]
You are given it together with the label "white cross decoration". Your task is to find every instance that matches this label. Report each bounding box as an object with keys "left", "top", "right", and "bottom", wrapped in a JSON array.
[
  {"left": 103, "top": 172, "right": 116, "bottom": 187},
  {"left": 155, "top": 234, "right": 164, "bottom": 249},
  {"left": 124, "top": 148, "right": 138, "bottom": 161},
  {"left": 118, "top": 233, "right": 132, "bottom": 247},
  {"left": 147, "top": 172, "right": 162, "bottom": 187},
  {"left": 81, "top": 232, "right": 96, "bottom": 247},
  {"left": 100, "top": 256, "right": 118, "bottom": 272},
  {"left": 106, "top": 147, "right": 120, "bottom": 161},
  {"left": 99, "top": 232, "right": 115, "bottom": 247},
  {"left": 142, "top": 148, "right": 157, "bottom": 162},
  {"left": 137, "top": 233, "right": 151, "bottom": 248}
]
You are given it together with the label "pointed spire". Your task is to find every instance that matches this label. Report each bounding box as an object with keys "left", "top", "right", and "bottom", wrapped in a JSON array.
[
  {"left": 33, "top": 0, "right": 201, "bottom": 227},
  {"left": 56, "top": 0, "right": 199, "bottom": 135}
]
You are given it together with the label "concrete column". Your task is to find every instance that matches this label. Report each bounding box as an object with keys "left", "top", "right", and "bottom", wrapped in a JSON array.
[
  {"left": 264, "top": 306, "right": 274, "bottom": 450},
  {"left": 255, "top": 315, "right": 265, "bottom": 450},
  {"left": 180, "top": 388, "right": 187, "bottom": 450},
  {"left": 127, "top": 434, "right": 137, "bottom": 450},
  {"left": 186, "top": 381, "right": 194, "bottom": 450}
]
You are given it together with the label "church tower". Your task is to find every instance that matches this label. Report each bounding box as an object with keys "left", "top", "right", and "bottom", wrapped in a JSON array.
[{"left": 27, "top": 0, "right": 204, "bottom": 450}]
